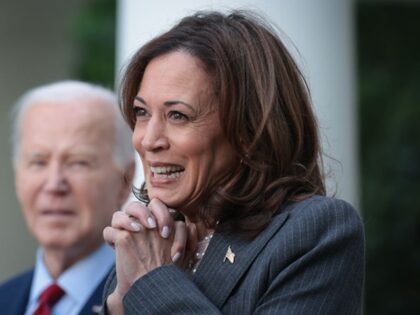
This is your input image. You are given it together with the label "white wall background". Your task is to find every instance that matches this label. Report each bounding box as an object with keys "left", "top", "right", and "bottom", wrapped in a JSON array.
[{"left": 116, "top": 0, "right": 359, "bottom": 207}]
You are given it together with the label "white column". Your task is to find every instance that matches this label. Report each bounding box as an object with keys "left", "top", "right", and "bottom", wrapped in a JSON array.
[{"left": 117, "top": 0, "right": 359, "bottom": 207}]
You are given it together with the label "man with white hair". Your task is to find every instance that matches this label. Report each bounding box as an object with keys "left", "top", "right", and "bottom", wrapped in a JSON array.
[{"left": 0, "top": 80, "right": 135, "bottom": 315}]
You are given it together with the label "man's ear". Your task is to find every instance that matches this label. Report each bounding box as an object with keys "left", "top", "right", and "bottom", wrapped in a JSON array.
[{"left": 118, "top": 160, "right": 136, "bottom": 204}]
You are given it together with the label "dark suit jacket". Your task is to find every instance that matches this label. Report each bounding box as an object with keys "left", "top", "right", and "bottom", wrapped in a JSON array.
[
  {"left": 0, "top": 268, "right": 110, "bottom": 315},
  {"left": 103, "top": 196, "right": 365, "bottom": 314}
]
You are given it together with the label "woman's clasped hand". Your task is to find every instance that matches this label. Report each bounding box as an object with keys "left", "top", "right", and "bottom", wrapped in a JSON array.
[{"left": 103, "top": 199, "right": 198, "bottom": 296}]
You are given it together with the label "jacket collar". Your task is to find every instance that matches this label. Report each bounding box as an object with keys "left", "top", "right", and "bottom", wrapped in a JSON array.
[{"left": 192, "top": 211, "right": 289, "bottom": 308}]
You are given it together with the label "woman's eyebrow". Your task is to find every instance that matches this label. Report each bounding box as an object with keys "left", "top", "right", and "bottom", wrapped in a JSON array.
[
  {"left": 134, "top": 96, "right": 146, "bottom": 104},
  {"left": 164, "top": 100, "right": 195, "bottom": 111},
  {"left": 134, "top": 96, "right": 194, "bottom": 112}
]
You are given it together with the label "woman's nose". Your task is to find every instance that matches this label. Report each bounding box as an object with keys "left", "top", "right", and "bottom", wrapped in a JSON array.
[{"left": 139, "top": 118, "right": 169, "bottom": 152}]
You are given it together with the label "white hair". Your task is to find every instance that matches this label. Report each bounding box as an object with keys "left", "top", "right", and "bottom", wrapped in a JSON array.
[{"left": 11, "top": 80, "right": 134, "bottom": 170}]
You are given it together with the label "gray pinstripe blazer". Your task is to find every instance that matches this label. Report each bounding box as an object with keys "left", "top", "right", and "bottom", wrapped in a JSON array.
[{"left": 102, "top": 195, "right": 365, "bottom": 314}]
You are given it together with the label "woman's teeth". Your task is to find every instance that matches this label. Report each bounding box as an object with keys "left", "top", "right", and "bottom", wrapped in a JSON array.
[{"left": 150, "top": 165, "right": 184, "bottom": 178}]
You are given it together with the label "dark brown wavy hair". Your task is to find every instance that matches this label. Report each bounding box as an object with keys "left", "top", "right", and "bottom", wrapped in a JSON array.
[{"left": 120, "top": 10, "right": 326, "bottom": 237}]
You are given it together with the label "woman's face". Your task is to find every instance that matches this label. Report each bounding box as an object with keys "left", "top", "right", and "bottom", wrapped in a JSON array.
[{"left": 132, "top": 51, "right": 236, "bottom": 217}]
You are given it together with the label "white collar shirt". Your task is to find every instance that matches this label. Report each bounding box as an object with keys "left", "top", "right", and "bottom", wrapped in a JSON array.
[{"left": 25, "top": 243, "right": 114, "bottom": 315}]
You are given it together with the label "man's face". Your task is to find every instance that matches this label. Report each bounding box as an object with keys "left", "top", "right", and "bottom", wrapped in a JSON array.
[{"left": 14, "top": 101, "right": 127, "bottom": 256}]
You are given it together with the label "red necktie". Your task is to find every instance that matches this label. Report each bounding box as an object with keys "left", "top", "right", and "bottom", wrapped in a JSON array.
[{"left": 33, "top": 283, "right": 65, "bottom": 315}]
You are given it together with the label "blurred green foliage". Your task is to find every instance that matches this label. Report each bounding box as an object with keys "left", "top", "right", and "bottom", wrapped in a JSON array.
[
  {"left": 72, "top": 0, "right": 116, "bottom": 88},
  {"left": 358, "top": 3, "right": 420, "bottom": 314}
]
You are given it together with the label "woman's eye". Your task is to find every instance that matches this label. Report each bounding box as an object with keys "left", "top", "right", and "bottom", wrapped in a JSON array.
[
  {"left": 169, "top": 111, "right": 188, "bottom": 121},
  {"left": 133, "top": 106, "right": 148, "bottom": 118}
]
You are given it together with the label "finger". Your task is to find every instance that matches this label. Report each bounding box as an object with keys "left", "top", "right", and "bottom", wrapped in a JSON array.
[
  {"left": 111, "top": 210, "right": 142, "bottom": 232},
  {"left": 171, "top": 221, "right": 187, "bottom": 263},
  {"left": 148, "top": 198, "right": 175, "bottom": 239},
  {"left": 103, "top": 226, "right": 118, "bottom": 248},
  {"left": 124, "top": 201, "right": 157, "bottom": 230}
]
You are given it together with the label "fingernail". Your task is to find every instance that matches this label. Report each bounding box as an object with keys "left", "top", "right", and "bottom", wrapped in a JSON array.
[
  {"left": 147, "top": 217, "right": 157, "bottom": 228},
  {"left": 172, "top": 252, "right": 181, "bottom": 262},
  {"left": 130, "top": 222, "right": 141, "bottom": 231},
  {"left": 161, "top": 226, "right": 170, "bottom": 238}
]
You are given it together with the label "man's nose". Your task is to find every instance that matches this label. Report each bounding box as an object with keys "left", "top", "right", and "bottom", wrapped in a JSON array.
[
  {"left": 141, "top": 118, "right": 170, "bottom": 152},
  {"left": 44, "top": 164, "right": 69, "bottom": 193}
]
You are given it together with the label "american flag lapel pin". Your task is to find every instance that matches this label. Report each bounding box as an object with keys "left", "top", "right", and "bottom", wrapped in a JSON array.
[
  {"left": 224, "top": 245, "right": 235, "bottom": 264},
  {"left": 92, "top": 305, "right": 102, "bottom": 313}
]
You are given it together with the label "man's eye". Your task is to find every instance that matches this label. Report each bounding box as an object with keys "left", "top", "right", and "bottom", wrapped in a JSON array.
[
  {"left": 75, "top": 160, "right": 88, "bottom": 166},
  {"left": 29, "top": 160, "right": 46, "bottom": 167},
  {"left": 66, "top": 160, "right": 91, "bottom": 170},
  {"left": 169, "top": 111, "right": 188, "bottom": 121}
]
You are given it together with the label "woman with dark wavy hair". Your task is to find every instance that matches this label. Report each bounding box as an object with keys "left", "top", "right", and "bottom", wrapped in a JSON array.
[{"left": 103, "top": 10, "right": 364, "bottom": 314}]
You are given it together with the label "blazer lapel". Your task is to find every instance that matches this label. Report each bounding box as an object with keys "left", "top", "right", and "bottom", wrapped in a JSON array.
[
  {"left": 0, "top": 269, "right": 33, "bottom": 315},
  {"left": 78, "top": 268, "right": 112, "bottom": 315},
  {"left": 193, "top": 211, "right": 289, "bottom": 309}
]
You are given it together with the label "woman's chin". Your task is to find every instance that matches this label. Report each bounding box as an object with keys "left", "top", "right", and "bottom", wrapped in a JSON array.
[
  {"left": 148, "top": 192, "right": 177, "bottom": 207},
  {"left": 148, "top": 188, "right": 197, "bottom": 213}
]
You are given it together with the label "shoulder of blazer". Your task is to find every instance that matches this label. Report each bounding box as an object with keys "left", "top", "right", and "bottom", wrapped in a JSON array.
[
  {"left": 286, "top": 195, "right": 360, "bottom": 222},
  {"left": 0, "top": 269, "right": 34, "bottom": 314}
]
